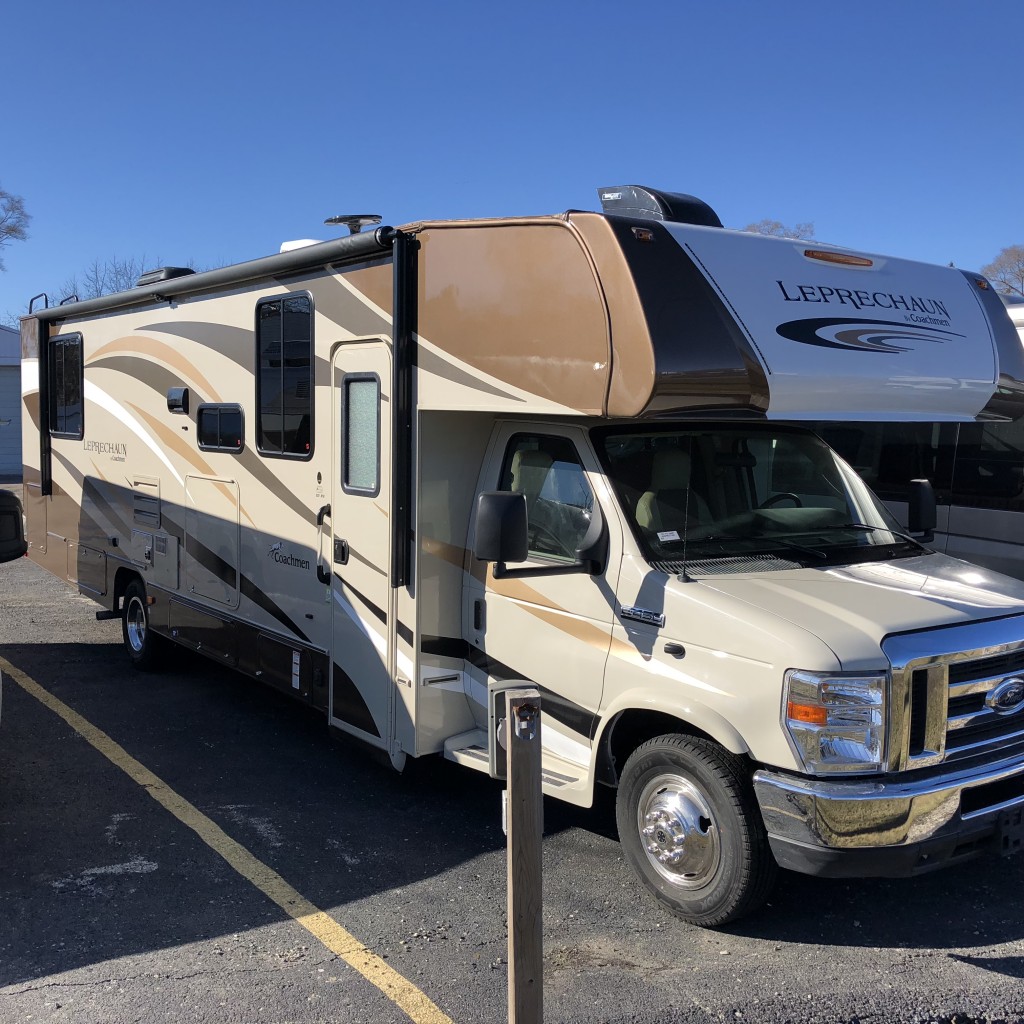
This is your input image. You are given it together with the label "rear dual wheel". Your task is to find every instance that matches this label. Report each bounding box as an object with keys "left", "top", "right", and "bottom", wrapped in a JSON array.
[
  {"left": 615, "top": 734, "right": 777, "bottom": 927},
  {"left": 121, "top": 578, "right": 165, "bottom": 670}
]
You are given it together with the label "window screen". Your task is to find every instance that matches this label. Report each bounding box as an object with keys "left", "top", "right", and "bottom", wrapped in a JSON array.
[
  {"left": 49, "top": 333, "right": 84, "bottom": 439},
  {"left": 343, "top": 376, "right": 380, "bottom": 494},
  {"left": 197, "top": 404, "right": 244, "bottom": 452},
  {"left": 256, "top": 293, "right": 312, "bottom": 458}
]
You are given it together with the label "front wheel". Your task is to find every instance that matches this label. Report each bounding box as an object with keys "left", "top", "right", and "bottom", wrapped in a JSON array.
[
  {"left": 122, "top": 578, "right": 164, "bottom": 671},
  {"left": 615, "top": 734, "right": 776, "bottom": 927}
]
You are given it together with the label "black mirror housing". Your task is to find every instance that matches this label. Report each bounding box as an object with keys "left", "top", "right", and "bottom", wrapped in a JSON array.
[
  {"left": 908, "top": 478, "right": 937, "bottom": 542},
  {"left": 474, "top": 491, "right": 528, "bottom": 564}
]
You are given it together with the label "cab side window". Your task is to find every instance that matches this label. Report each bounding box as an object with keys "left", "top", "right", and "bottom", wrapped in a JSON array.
[
  {"left": 953, "top": 420, "right": 1024, "bottom": 512},
  {"left": 499, "top": 434, "right": 594, "bottom": 562},
  {"left": 813, "top": 422, "right": 956, "bottom": 503}
]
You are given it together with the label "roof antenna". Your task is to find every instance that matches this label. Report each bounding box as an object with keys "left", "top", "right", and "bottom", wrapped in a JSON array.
[{"left": 324, "top": 214, "right": 383, "bottom": 235}]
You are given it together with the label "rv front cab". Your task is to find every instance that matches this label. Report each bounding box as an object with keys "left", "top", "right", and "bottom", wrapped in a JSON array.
[{"left": 474, "top": 490, "right": 607, "bottom": 580}]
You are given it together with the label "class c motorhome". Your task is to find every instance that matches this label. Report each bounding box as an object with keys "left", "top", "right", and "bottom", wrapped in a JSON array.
[{"left": 13, "top": 185, "right": 1024, "bottom": 925}]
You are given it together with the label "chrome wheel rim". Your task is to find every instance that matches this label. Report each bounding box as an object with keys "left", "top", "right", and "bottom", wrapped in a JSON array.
[
  {"left": 636, "top": 772, "right": 720, "bottom": 889},
  {"left": 126, "top": 597, "right": 147, "bottom": 653}
]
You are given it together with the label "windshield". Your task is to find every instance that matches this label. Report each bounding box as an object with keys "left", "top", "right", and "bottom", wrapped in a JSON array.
[{"left": 596, "top": 424, "right": 923, "bottom": 574}]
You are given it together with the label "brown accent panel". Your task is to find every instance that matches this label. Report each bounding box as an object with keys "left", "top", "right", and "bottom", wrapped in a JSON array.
[
  {"left": 421, "top": 535, "right": 469, "bottom": 571},
  {"left": 140, "top": 321, "right": 252, "bottom": 365},
  {"left": 90, "top": 336, "right": 224, "bottom": 403},
  {"left": 569, "top": 214, "right": 656, "bottom": 417},
  {"left": 128, "top": 403, "right": 216, "bottom": 477},
  {"left": 415, "top": 220, "right": 610, "bottom": 414},
  {"left": 89, "top": 355, "right": 212, "bottom": 410},
  {"left": 306, "top": 266, "right": 393, "bottom": 338},
  {"left": 342, "top": 261, "right": 395, "bottom": 321}
]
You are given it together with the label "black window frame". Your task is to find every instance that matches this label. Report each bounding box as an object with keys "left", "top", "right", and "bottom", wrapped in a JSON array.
[
  {"left": 255, "top": 291, "right": 314, "bottom": 461},
  {"left": 341, "top": 372, "right": 381, "bottom": 497},
  {"left": 196, "top": 403, "right": 245, "bottom": 453},
  {"left": 48, "top": 332, "right": 84, "bottom": 440}
]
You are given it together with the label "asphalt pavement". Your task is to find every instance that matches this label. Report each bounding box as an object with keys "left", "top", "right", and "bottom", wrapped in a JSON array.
[{"left": 2, "top": 540, "right": 1024, "bottom": 1024}]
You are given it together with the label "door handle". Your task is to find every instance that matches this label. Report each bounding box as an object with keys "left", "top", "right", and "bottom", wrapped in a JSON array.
[
  {"left": 316, "top": 504, "right": 333, "bottom": 584},
  {"left": 334, "top": 539, "right": 349, "bottom": 565}
]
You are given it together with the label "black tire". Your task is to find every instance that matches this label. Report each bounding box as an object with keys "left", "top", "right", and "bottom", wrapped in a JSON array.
[
  {"left": 121, "top": 578, "right": 163, "bottom": 671},
  {"left": 615, "top": 734, "right": 777, "bottom": 927}
]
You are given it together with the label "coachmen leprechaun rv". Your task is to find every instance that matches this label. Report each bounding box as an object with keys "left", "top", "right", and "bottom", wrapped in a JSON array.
[{"left": 12, "top": 185, "right": 1024, "bottom": 926}]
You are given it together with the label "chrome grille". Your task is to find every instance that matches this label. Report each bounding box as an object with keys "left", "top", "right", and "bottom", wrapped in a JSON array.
[
  {"left": 944, "top": 650, "right": 1024, "bottom": 761},
  {"left": 883, "top": 620, "right": 1024, "bottom": 772}
]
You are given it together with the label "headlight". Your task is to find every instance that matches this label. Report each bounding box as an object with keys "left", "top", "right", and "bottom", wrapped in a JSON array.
[{"left": 783, "top": 669, "right": 888, "bottom": 774}]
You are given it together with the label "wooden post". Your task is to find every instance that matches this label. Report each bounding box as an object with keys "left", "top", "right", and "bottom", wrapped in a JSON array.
[{"left": 505, "top": 687, "right": 543, "bottom": 1024}]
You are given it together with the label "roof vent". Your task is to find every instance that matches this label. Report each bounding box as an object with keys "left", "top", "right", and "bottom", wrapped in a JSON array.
[
  {"left": 279, "top": 239, "right": 325, "bottom": 253},
  {"left": 136, "top": 266, "right": 195, "bottom": 287},
  {"left": 597, "top": 186, "right": 722, "bottom": 228}
]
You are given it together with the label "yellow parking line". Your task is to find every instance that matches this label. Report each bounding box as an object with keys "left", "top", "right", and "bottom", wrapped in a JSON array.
[{"left": 0, "top": 657, "right": 455, "bottom": 1024}]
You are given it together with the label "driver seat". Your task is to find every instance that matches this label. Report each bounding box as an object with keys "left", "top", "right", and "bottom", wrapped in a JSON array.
[{"left": 635, "top": 450, "right": 712, "bottom": 533}]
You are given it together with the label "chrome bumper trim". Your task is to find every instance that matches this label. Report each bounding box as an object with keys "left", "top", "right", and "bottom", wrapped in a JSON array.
[{"left": 753, "top": 753, "right": 1024, "bottom": 851}]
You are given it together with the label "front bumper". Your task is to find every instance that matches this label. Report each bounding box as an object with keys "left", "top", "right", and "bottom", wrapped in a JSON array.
[{"left": 753, "top": 752, "right": 1024, "bottom": 878}]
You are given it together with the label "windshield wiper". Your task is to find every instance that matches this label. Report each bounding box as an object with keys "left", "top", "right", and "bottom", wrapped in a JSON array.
[{"left": 828, "top": 522, "right": 929, "bottom": 552}]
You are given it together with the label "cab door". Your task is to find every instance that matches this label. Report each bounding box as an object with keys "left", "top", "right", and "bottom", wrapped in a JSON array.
[
  {"left": 329, "top": 341, "right": 396, "bottom": 755},
  {"left": 468, "top": 423, "right": 620, "bottom": 776}
]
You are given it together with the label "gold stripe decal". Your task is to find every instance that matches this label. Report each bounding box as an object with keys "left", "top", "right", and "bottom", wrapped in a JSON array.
[{"left": 0, "top": 658, "right": 454, "bottom": 1024}]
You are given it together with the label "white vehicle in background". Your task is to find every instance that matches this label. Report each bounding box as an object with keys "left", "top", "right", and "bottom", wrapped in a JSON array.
[{"left": 813, "top": 293, "right": 1024, "bottom": 580}]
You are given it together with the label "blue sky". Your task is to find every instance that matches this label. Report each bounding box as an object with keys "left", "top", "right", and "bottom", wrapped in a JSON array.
[{"left": 3, "top": 0, "right": 1023, "bottom": 321}]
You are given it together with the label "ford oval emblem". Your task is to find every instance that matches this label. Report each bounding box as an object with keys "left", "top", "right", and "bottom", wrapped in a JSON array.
[{"left": 987, "top": 678, "right": 1024, "bottom": 715}]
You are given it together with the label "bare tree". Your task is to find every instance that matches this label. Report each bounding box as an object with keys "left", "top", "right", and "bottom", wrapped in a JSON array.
[
  {"left": 981, "top": 246, "right": 1024, "bottom": 297},
  {"left": 0, "top": 187, "right": 31, "bottom": 272},
  {"left": 743, "top": 218, "right": 815, "bottom": 241}
]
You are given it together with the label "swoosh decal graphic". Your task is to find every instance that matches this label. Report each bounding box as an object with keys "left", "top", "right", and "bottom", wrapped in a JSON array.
[{"left": 777, "top": 317, "right": 964, "bottom": 353}]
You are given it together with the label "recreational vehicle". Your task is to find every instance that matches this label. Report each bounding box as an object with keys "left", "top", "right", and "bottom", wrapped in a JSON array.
[{"left": 13, "top": 186, "right": 1024, "bottom": 926}]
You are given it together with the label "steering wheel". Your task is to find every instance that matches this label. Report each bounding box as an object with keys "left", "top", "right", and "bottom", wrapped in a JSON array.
[
  {"left": 758, "top": 492, "right": 803, "bottom": 509},
  {"left": 529, "top": 520, "right": 574, "bottom": 559}
]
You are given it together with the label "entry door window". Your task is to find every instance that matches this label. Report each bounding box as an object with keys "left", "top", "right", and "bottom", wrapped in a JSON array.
[
  {"left": 342, "top": 374, "right": 380, "bottom": 495},
  {"left": 499, "top": 434, "right": 594, "bottom": 562}
]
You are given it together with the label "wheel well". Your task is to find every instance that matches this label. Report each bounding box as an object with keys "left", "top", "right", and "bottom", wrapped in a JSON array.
[
  {"left": 599, "top": 709, "right": 720, "bottom": 788},
  {"left": 112, "top": 568, "right": 143, "bottom": 612}
]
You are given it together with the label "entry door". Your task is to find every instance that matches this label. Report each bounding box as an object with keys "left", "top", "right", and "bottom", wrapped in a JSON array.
[{"left": 330, "top": 342, "right": 394, "bottom": 751}]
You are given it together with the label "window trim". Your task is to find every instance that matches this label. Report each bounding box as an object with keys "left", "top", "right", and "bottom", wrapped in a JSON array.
[
  {"left": 196, "top": 403, "right": 245, "bottom": 453},
  {"left": 254, "top": 290, "right": 314, "bottom": 461},
  {"left": 341, "top": 372, "right": 382, "bottom": 497},
  {"left": 48, "top": 332, "right": 84, "bottom": 440}
]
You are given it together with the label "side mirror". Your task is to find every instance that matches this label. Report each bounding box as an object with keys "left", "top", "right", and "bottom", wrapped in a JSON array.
[
  {"left": 907, "top": 478, "right": 936, "bottom": 542},
  {"left": 474, "top": 491, "right": 528, "bottom": 564}
]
